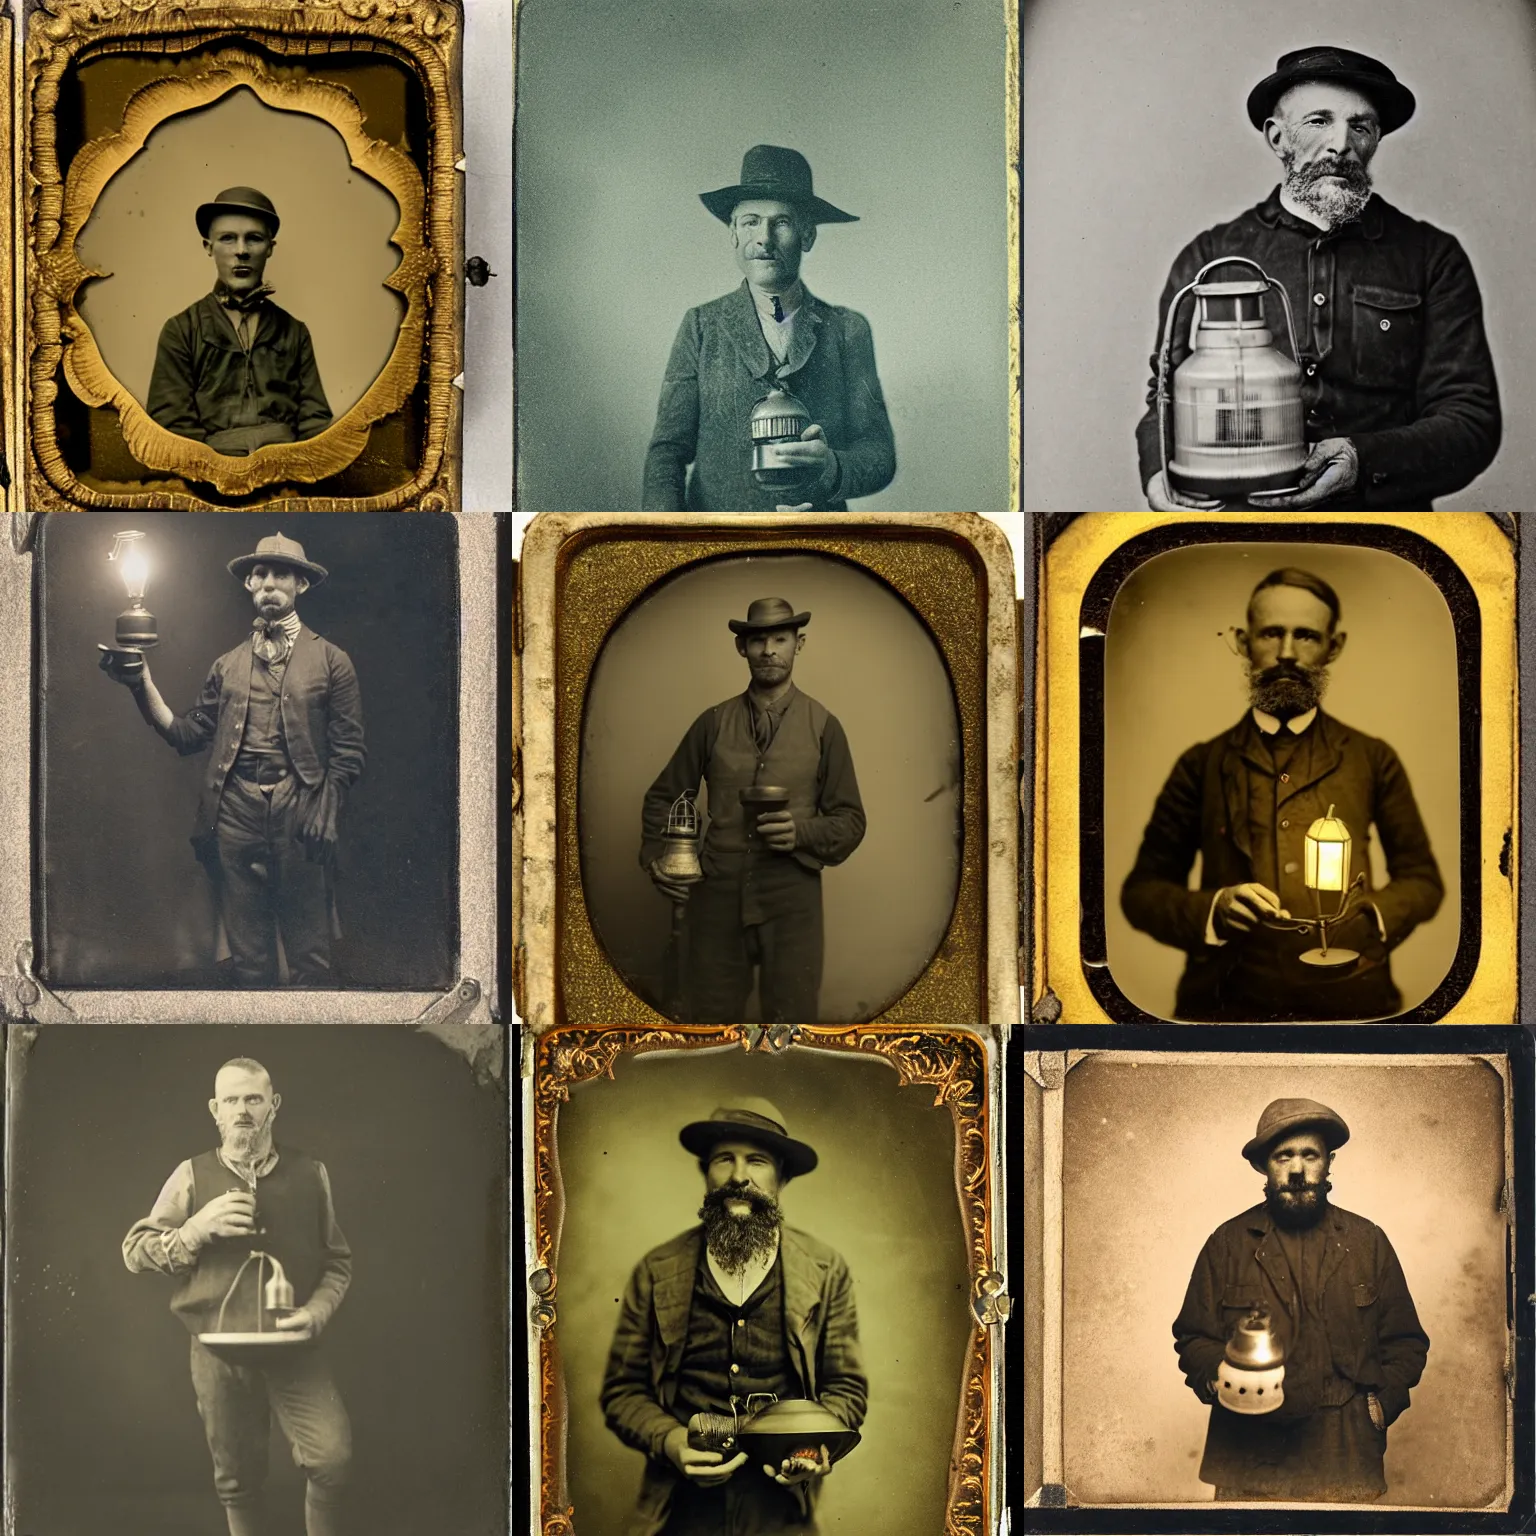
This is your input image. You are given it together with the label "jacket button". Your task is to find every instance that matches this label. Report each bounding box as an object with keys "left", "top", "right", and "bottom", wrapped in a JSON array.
[
  {"left": 1284, "top": 860, "right": 1299, "bottom": 874},
  {"left": 1305, "top": 363, "right": 1317, "bottom": 377},
  {"left": 1380, "top": 318, "right": 1391, "bottom": 331},
  {"left": 1279, "top": 772, "right": 1290, "bottom": 783},
  {"left": 730, "top": 1363, "right": 740, "bottom": 1375},
  {"left": 1281, "top": 819, "right": 1290, "bottom": 829},
  {"left": 1313, "top": 293, "right": 1326, "bottom": 306}
]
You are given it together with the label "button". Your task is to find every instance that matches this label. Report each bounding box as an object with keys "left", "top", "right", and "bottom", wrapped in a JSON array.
[
  {"left": 1305, "top": 364, "right": 1317, "bottom": 377},
  {"left": 1279, "top": 773, "right": 1290, "bottom": 783},
  {"left": 1380, "top": 318, "right": 1391, "bottom": 331},
  {"left": 1373, "top": 471, "right": 1388, "bottom": 485},
  {"left": 1313, "top": 293, "right": 1326, "bottom": 306},
  {"left": 1284, "top": 860, "right": 1300, "bottom": 874},
  {"left": 736, "top": 1318, "right": 745, "bottom": 1328},
  {"left": 730, "top": 1363, "right": 741, "bottom": 1375},
  {"left": 1281, "top": 819, "right": 1290, "bottom": 829}
]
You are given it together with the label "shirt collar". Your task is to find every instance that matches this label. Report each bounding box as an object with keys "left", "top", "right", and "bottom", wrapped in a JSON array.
[
  {"left": 1254, "top": 184, "right": 1384, "bottom": 241},
  {"left": 749, "top": 278, "right": 805, "bottom": 327},
  {"left": 706, "top": 1229, "right": 781, "bottom": 1306},
  {"left": 1251, "top": 705, "right": 1317, "bottom": 737},
  {"left": 217, "top": 1145, "right": 279, "bottom": 1181},
  {"left": 261, "top": 611, "right": 302, "bottom": 639},
  {"left": 747, "top": 682, "right": 797, "bottom": 718}
]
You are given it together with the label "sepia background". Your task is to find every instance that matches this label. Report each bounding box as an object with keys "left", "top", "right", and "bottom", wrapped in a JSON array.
[
  {"left": 1022, "top": 0, "right": 1536, "bottom": 512},
  {"left": 1103, "top": 540, "right": 1461, "bottom": 1019},
  {"left": 579, "top": 552, "right": 963, "bottom": 1021},
  {"left": 1059, "top": 1054, "right": 1510, "bottom": 1506},
  {"left": 5, "top": 1025, "right": 508, "bottom": 1536},
  {"left": 552, "top": 1044, "right": 974, "bottom": 1535},
  {"left": 514, "top": 0, "right": 1012, "bottom": 512}
]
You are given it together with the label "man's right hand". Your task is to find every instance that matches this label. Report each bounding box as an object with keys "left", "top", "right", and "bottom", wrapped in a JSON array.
[
  {"left": 648, "top": 859, "right": 695, "bottom": 904},
  {"left": 99, "top": 649, "right": 152, "bottom": 689},
  {"left": 181, "top": 1189, "right": 257, "bottom": 1247},
  {"left": 1145, "top": 471, "right": 1225, "bottom": 512},
  {"left": 1213, "top": 882, "right": 1289, "bottom": 937},
  {"left": 664, "top": 1423, "right": 748, "bottom": 1486}
]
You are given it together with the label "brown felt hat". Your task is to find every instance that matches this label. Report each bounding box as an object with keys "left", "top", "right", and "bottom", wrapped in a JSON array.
[
  {"left": 227, "top": 533, "right": 328, "bottom": 586},
  {"left": 1247, "top": 47, "right": 1416, "bottom": 136},
  {"left": 1242, "top": 1097, "right": 1350, "bottom": 1170},
  {"left": 679, "top": 1098, "right": 818, "bottom": 1177},
  {"left": 727, "top": 596, "right": 811, "bottom": 635}
]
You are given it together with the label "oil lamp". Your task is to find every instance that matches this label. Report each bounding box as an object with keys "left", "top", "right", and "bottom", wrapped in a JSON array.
[
  {"left": 97, "top": 529, "right": 158, "bottom": 677},
  {"left": 1157, "top": 257, "right": 1307, "bottom": 500},
  {"left": 198, "top": 1250, "right": 310, "bottom": 1365},
  {"left": 688, "top": 1394, "right": 861, "bottom": 1466},
  {"left": 750, "top": 385, "right": 811, "bottom": 489},
  {"left": 655, "top": 791, "right": 705, "bottom": 887},
  {"left": 1299, "top": 804, "right": 1361, "bottom": 967},
  {"left": 1216, "top": 1308, "right": 1285, "bottom": 1415}
]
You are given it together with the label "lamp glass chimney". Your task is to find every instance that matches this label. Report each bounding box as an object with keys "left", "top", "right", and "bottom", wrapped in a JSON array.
[{"left": 1303, "top": 807, "right": 1351, "bottom": 893}]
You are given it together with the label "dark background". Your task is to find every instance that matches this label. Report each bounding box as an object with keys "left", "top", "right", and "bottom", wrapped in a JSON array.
[
  {"left": 5, "top": 1024, "right": 508, "bottom": 1536},
  {"left": 35, "top": 512, "right": 459, "bottom": 989}
]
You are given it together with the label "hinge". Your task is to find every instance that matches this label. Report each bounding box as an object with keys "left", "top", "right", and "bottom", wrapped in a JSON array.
[{"left": 512, "top": 554, "right": 524, "bottom": 653}]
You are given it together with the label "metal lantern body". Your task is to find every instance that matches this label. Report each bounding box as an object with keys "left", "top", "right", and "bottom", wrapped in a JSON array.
[
  {"left": 750, "top": 386, "right": 811, "bottom": 488},
  {"left": 736, "top": 1398, "right": 863, "bottom": 1467},
  {"left": 1216, "top": 1308, "right": 1286, "bottom": 1416},
  {"left": 109, "top": 529, "right": 158, "bottom": 650},
  {"left": 1159, "top": 258, "right": 1306, "bottom": 499},
  {"left": 1300, "top": 804, "right": 1359, "bottom": 967},
  {"left": 655, "top": 791, "right": 705, "bottom": 886}
]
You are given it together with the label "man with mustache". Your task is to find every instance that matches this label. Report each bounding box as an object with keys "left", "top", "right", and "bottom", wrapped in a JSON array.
[
  {"left": 147, "top": 188, "right": 333, "bottom": 457},
  {"left": 1137, "top": 48, "right": 1500, "bottom": 511},
  {"left": 641, "top": 597, "right": 866, "bottom": 1024},
  {"left": 1121, "top": 567, "right": 1442, "bottom": 1020},
  {"left": 602, "top": 1099, "right": 867, "bottom": 1534},
  {"left": 642, "top": 145, "right": 896, "bottom": 511},
  {"left": 1172, "top": 1098, "right": 1429, "bottom": 1501},
  {"left": 123, "top": 1058, "right": 353, "bottom": 1536},
  {"left": 99, "top": 533, "right": 366, "bottom": 986}
]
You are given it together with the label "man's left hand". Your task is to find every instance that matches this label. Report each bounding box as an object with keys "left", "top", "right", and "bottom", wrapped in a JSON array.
[
  {"left": 764, "top": 1443, "right": 833, "bottom": 1487},
  {"left": 756, "top": 809, "right": 798, "bottom": 852},
  {"left": 1248, "top": 438, "right": 1359, "bottom": 509},
  {"left": 273, "top": 1307, "right": 317, "bottom": 1337},
  {"left": 1367, "top": 1391, "right": 1386, "bottom": 1431}
]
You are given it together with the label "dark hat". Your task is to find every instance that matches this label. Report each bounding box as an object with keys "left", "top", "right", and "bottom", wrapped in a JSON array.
[
  {"left": 1247, "top": 47, "right": 1416, "bottom": 135},
  {"left": 700, "top": 145, "right": 857, "bottom": 226},
  {"left": 680, "top": 1098, "right": 818, "bottom": 1177},
  {"left": 1242, "top": 1097, "right": 1351, "bottom": 1170},
  {"left": 227, "top": 533, "right": 328, "bottom": 586},
  {"left": 727, "top": 596, "right": 811, "bottom": 636},
  {"left": 197, "top": 187, "right": 281, "bottom": 238}
]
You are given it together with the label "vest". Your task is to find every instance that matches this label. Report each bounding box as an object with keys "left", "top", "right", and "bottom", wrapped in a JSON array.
[
  {"left": 235, "top": 650, "right": 293, "bottom": 770},
  {"left": 675, "top": 1254, "right": 795, "bottom": 1418},
  {"left": 170, "top": 1146, "right": 325, "bottom": 1334}
]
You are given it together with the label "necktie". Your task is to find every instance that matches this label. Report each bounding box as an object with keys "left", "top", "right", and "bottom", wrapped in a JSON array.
[
  {"left": 252, "top": 619, "right": 292, "bottom": 665},
  {"left": 772, "top": 295, "right": 785, "bottom": 323}
]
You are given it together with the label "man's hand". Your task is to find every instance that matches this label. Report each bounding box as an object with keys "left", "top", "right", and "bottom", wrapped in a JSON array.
[
  {"left": 756, "top": 809, "right": 798, "bottom": 852},
  {"left": 772, "top": 422, "right": 834, "bottom": 476},
  {"left": 664, "top": 1424, "right": 748, "bottom": 1486},
  {"left": 1145, "top": 471, "right": 1224, "bottom": 512},
  {"left": 1367, "top": 1391, "right": 1386, "bottom": 1431},
  {"left": 1213, "top": 882, "right": 1289, "bottom": 937},
  {"left": 182, "top": 1189, "right": 257, "bottom": 1247},
  {"left": 1248, "top": 438, "right": 1359, "bottom": 509},
  {"left": 764, "top": 1443, "right": 833, "bottom": 1487},
  {"left": 99, "top": 648, "right": 151, "bottom": 689},
  {"left": 206, "top": 422, "right": 297, "bottom": 457},
  {"left": 296, "top": 780, "right": 342, "bottom": 867},
  {"left": 775, "top": 503, "right": 815, "bottom": 512},
  {"left": 647, "top": 859, "right": 695, "bottom": 904},
  {"left": 273, "top": 1306, "right": 317, "bottom": 1338}
]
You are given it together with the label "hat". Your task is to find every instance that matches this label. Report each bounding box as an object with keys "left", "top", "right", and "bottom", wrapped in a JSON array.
[
  {"left": 227, "top": 533, "right": 328, "bottom": 586},
  {"left": 727, "top": 596, "right": 811, "bottom": 636},
  {"left": 679, "top": 1098, "right": 818, "bottom": 1178},
  {"left": 700, "top": 145, "right": 858, "bottom": 226},
  {"left": 1242, "top": 1097, "right": 1351, "bottom": 1170},
  {"left": 1247, "top": 47, "right": 1416, "bottom": 136},
  {"left": 197, "top": 187, "right": 281, "bottom": 239}
]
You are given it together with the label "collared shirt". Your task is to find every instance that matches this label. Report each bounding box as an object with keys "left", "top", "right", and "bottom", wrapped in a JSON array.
[
  {"left": 1252, "top": 706, "right": 1317, "bottom": 736},
  {"left": 749, "top": 280, "right": 805, "bottom": 365},
  {"left": 707, "top": 1230, "right": 781, "bottom": 1307}
]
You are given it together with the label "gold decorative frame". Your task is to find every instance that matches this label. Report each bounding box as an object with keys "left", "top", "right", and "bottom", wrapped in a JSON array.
[
  {"left": 23, "top": 0, "right": 463, "bottom": 511},
  {"left": 526, "top": 1023, "right": 1005, "bottom": 1535}
]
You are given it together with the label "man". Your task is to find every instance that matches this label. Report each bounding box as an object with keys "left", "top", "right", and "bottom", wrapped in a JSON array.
[
  {"left": 1172, "top": 1098, "right": 1429, "bottom": 1501},
  {"left": 602, "top": 1098, "right": 867, "bottom": 1535},
  {"left": 643, "top": 145, "right": 896, "bottom": 511},
  {"left": 641, "top": 597, "right": 866, "bottom": 1023},
  {"left": 1138, "top": 48, "right": 1500, "bottom": 511},
  {"left": 123, "top": 1058, "right": 353, "bottom": 1536},
  {"left": 147, "top": 187, "right": 333, "bottom": 456},
  {"left": 100, "top": 533, "right": 366, "bottom": 986},
  {"left": 1121, "top": 567, "right": 1442, "bottom": 1021}
]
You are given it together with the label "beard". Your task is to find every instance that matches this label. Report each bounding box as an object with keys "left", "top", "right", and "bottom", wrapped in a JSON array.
[
  {"left": 699, "top": 1181, "right": 783, "bottom": 1272},
  {"left": 1248, "top": 659, "right": 1328, "bottom": 720},
  {"left": 1265, "top": 1174, "right": 1332, "bottom": 1229},
  {"left": 220, "top": 1115, "right": 275, "bottom": 1167},
  {"left": 1281, "top": 143, "right": 1373, "bottom": 225}
]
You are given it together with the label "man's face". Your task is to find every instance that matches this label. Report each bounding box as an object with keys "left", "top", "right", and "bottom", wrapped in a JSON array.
[
  {"left": 1266, "top": 82, "right": 1380, "bottom": 224},
  {"left": 204, "top": 213, "right": 276, "bottom": 295},
  {"left": 1264, "top": 1129, "right": 1333, "bottom": 1227},
  {"left": 735, "top": 626, "right": 804, "bottom": 687},
  {"left": 705, "top": 1138, "right": 784, "bottom": 1207},
  {"left": 245, "top": 562, "right": 308, "bottom": 619},
  {"left": 1238, "top": 584, "right": 1344, "bottom": 719},
  {"left": 698, "top": 1137, "right": 785, "bottom": 1269},
  {"left": 730, "top": 199, "right": 815, "bottom": 293},
  {"left": 209, "top": 1066, "right": 280, "bottom": 1156}
]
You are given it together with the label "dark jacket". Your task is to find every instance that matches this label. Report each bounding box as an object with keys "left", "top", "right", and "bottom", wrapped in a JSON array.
[
  {"left": 601, "top": 1224, "right": 867, "bottom": 1536},
  {"left": 643, "top": 282, "right": 896, "bottom": 511},
  {"left": 1136, "top": 189, "right": 1500, "bottom": 509},
  {"left": 1173, "top": 1203, "right": 1429, "bottom": 1493},
  {"left": 147, "top": 293, "right": 332, "bottom": 449},
  {"left": 1121, "top": 711, "right": 1443, "bottom": 1020}
]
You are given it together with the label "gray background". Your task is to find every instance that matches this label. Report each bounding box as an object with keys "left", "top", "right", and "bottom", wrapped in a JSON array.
[{"left": 514, "top": 0, "right": 1012, "bottom": 512}]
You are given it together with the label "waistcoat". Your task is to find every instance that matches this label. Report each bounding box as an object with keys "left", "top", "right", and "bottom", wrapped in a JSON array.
[
  {"left": 238, "top": 652, "right": 292, "bottom": 763},
  {"left": 675, "top": 1255, "right": 794, "bottom": 1417}
]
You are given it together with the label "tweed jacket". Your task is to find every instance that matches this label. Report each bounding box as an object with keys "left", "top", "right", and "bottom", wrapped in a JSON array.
[
  {"left": 643, "top": 282, "right": 896, "bottom": 511},
  {"left": 1136, "top": 189, "right": 1501, "bottom": 509},
  {"left": 601, "top": 1224, "right": 868, "bottom": 1535}
]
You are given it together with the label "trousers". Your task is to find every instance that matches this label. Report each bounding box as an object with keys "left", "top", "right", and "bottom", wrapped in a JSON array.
[
  {"left": 660, "top": 1475, "right": 817, "bottom": 1535},
  {"left": 214, "top": 775, "right": 330, "bottom": 985}
]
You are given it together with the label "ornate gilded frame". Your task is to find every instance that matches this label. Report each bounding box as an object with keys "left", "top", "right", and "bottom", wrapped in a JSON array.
[
  {"left": 23, "top": 0, "right": 463, "bottom": 511},
  {"left": 525, "top": 1023, "right": 1006, "bottom": 1535}
]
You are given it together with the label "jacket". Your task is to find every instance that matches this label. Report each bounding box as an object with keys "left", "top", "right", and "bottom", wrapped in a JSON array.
[
  {"left": 1121, "top": 711, "right": 1443, "bottom": 1020},
  {"left": 1172, "top": 1203, "right": 1429, "bottom": 1490},
  {"left": 643, "top": 282, "right": 896, "bottom": 511},
  {"left": 601, "top": 1225, "right": 868, "bottom": 1535},
  {"left": 1136, "top": 189, "right": 1501, "bottom": 509}
]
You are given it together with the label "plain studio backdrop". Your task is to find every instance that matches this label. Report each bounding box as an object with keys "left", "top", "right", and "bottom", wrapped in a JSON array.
[
  {"left": 514, "top": 0, "right": 1012, "bottom": 512},
  {"left": 1103, "top": 541, "right": 1460, "bottom": 1019},
  {"left": 552, "top": 1046, "right": 974, "bottom": 1535},
  {"left": 1059, "top": 1056, "right": 1510, "bottom": 1506},
  {"left": 579, "top": 552, "right": 962, "bottom": 1021},
  {"left": 1022, "top": 0, "right": 1536, "bottom": 512},
  {"left": 36, "top": 512, "right": 459, "bottom": 989},
  {"left": 5, "top": 1025, "right": 508, "bottom": 1536}
]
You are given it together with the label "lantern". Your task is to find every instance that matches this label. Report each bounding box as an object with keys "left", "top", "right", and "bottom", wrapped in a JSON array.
[
  {"left": 654, "top": 791, "right": 705, "bottom": 887},
  {"left": 688, "top": 1393, "right": 862, "bottom": 1467},
  {"left": 750, "top": 385, "right": 812, "bottom": 489},
  {"left": 197, "top": 1251, "right": 311, "bottom": 1366},
  {"left": 1299, "top": 804, "right": 1358, "bottom": 967},
  {"left": 1215, "top": 1308, "right": 1286, "bottom": 1416},
  {"left": 108, "top": 529, "right": 157, "bottom": 648},
  {"left": 1157, "top": 257, "right": 1307, "bottom": 500}
]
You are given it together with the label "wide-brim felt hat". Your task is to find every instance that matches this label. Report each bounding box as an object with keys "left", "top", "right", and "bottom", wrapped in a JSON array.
[
  {"left": 1247, "top": 47, "right": 1416, "bottom": 135},
  {"left": 1242, "top": 1097, "right": 1350, "bottom": 1169},
  {"left": 700, "top": 144, "right": 857, "bottom": 225},
  {"left": 197, "top": 186, "right": 281, "bottom": 238},
  {"left": 727, "top": 596, "right": 811, "bottom": 635},
  {"left": 680, "top": 1097, "right": 819, "bottom": 1178},
  {"left": 227, "top": 533, "right": 328, "bottom": 586}
]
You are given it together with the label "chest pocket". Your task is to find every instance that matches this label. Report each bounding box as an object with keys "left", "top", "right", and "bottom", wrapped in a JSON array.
[{"left": 1351, "top": 285, "right": 1423, "bottom": 390}]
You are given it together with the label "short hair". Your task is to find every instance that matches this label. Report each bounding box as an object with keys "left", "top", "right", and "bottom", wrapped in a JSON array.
[
  {"left": 215, "top": 1057, "right": 272, "bottom": 1089},
  {"left": 1247, "top": 568, "right": 1342, "bottom": 631}
]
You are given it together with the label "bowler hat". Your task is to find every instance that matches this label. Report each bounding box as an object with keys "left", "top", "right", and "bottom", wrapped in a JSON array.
[
  {"left": 197, "top": 186, "right": 281, "bottom": 239},
  {"left": 1247, "top": 47, "right": 1416, "bottom": 135},
  {"left": 1242, "top": 1097, "right": 1350, "bottom": 1170},
  {"left": 227, "top": 533, "right": 328, "bottom": 586},
  {"left": 679, "top": 1097, "right": 819, "bottom": 1178},
  {"left": 727, "top": 596, "right": 811, "bottom": 636},
  {"left": 700, "top": 145, "right": 857, "bottom": 226}
]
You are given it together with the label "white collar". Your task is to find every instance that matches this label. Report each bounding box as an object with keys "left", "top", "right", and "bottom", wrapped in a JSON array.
[
  {"left": 706, "top": 1229, "right": 781, "bottom": 1307},
  {"left": 217, "top": 1145, "right": 279, "bottom": 1181},
  {"left": 1252, "top": 706, "right": 1317, "bottom": 737},
  {"left": 749, "top": 279, "right": 805, "bottom": 326}
]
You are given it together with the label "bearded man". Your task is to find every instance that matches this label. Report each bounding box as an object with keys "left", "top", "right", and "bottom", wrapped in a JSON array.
[
  {"left": 123, "top": 1058, "right": 353, "bottom": 1536},
  {"left": 601, "top": 1099, "right": 867, "bottom": 1535},
  {"left": 1172, "top": 1098, "right": 1429, "bottom": 1501},
  {"left": 1121, "top": 567, "right": 1442, "bottom": 1021},
  {"left": 1138, "top": 47, "right": 1500, "bottom": 511}
]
